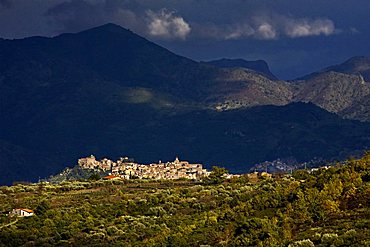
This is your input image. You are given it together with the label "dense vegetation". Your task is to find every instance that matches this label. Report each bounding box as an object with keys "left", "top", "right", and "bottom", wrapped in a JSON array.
[{"left": 0, "top": 153, "right": 370, "bottom": 246}]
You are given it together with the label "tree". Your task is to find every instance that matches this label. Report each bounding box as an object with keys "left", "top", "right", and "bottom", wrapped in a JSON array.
[
  {"left": 205, "top": 166, "right": 228, "bottom": 185},
  {"left": 89, "top": 173, "right": 101, "bottom": 181},
  {"left": 35, "top": 200, "right": 51, "bottom": 215}
]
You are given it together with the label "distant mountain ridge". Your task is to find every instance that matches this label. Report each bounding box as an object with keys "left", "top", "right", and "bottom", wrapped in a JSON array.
[
  {"left": 205, "top": 58, "right": 278, "bottom": 80},
  {"left": 1, "top": 23, "right": 370, "bottom": 184},
  {"left": 293, "top": 56, "right": 370, "bottom": 121},
  {"left": 298, "top": 56, "right": 370, "bottom": 81},
  {"left": 326, "top": 56, "right": 370, "bottom": 80},
  {"left": 293, "top": 72, "right": 370, "bottom": 114}
]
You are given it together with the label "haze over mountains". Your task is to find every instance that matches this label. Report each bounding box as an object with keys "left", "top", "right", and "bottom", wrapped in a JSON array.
[{"left": 1, "top": 23, "right": 370, "bottom": 184}]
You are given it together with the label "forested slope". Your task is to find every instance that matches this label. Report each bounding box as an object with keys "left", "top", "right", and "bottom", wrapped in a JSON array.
[{"left": 0, "top": 152, "right": 369, "bottom": 246}]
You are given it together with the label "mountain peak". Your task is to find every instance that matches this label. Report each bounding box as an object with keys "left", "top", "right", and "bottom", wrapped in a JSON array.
[
  {"left": 323, "top": 56, "right": 370, "bottom": 81},
  {"left": 79, "top": 23, "right": 133, "bottom": 35},
  {"left": 339, "top": 56, "right": 370, "bottom": 69},
  {"left": 298, "top": 56, "right": 370, "bottom": 81},
  {"left": 345, "top": 56, "right": 370, "bottom": 63}
]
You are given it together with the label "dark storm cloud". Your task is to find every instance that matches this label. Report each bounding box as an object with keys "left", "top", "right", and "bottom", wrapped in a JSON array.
[
  {"left": 45, "top": 0, "right": 191, "bottom": 40},
  {"left": 45, "top": 0, "right": 133, "bottom": 33},
  {"left": 0, "top": 0, "right": 364, "bottom": 40},
  {"left": 0, "top": 0, "right": 11, "bottom": 8},
  {"left": 42, "top": 0, "right": 344, "bottom": 41}
]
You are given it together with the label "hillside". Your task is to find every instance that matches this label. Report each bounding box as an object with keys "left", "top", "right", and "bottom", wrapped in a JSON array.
[
  {"left": 205, "top": 56, "right": 370, "bottom": 121},
  {"left": 2, "top": 99, "right": 370, "bottom": 184},
  {"left": 1, "top": 24, "right": 370, "bottom": 184},
  {"left": 293, "top": 57, "right": 370, "bottom": 121},
  {"left": 300, "top": 56, "right": 370, "bottom": 81},
  {"left": 0, "top": 153, "right": 369, "bottom": 246},
  {"left": 340, "top": 94, "right": 370, "bottom": 121},
  {"left": 205, "top": 58, "right": 278, "bottom": 80},
  {"left": 293, "top": 72, "right": 370, "bottom": 114}
]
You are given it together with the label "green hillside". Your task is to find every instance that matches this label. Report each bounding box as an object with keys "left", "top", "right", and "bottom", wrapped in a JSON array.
[{"left": 0, "top": 152, "right": 369, "bottom": 246}]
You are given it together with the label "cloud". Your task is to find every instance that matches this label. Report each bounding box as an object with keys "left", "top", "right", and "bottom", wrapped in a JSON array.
[
  {"left": 0, "top": 0, "right": 11, "bottom": 8},
  {"left": 46, "top": 0, "right": 104, "bottom": 32},
  {"left": 46, "top": 2, "right": 190, "bottom": 40},
  {"left": 0, "top": 0, "right": 344, "bottom": 42},
  {"left": 284, "top": 18, "right": 335, "bottom": 38},
  {"left": 194, "top": 13, "right": 336, "bottom": 40},
  {"left": 45, "top": 0, "right": 146, "bottom": 34},
  {"left": 224, "top": 24, "right": 255, "bottom": 40},
  {"left": 194, "top": 22, "right": 254, "bottom": 40},
  {"left": 350, "top": 27, "right": 360, "bottom": 34},
  {"left": 256, "top": 22, "right": 277, "bottom": 39},
  {"left": 146, "top": 9, "right": 191, "bottom": 40}
]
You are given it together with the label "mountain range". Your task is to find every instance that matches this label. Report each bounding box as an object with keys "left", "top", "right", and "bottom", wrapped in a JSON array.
[{"left": 1, "top": 23, "right": 370, "bottom": 184}]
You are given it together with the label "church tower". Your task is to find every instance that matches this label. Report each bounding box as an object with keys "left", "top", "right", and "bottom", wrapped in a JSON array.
[{"left": 175, "top": 156, "right": 180, "bottom": 164}]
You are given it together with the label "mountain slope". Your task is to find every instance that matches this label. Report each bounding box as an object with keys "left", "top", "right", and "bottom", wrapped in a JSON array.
[
  {"left": 1, "top": 24, "right": 370, "bottom": 184},
  {"left": 300, "top": 56, "right": 370, "bottom": 81},
  {"left": 206, "top": 58, "right": 278, "bottom": 80},
  {"left": 293, "top": 71, "right": 370, "bottom": 113},
  {"left": 0, "top": 24, "right": 292, "bottom": 113},
  {"left": 0, "top": 23, "right": 213, "bottom": 101},
  {"left": 293, "top": 57, "right": 370, "bottom": 121},
  {"left": 2, "top": 99, "right": 370, "bottom": 184},
  {"left": 339, "top": 94, "right": 370, "bottom": 121},
  {"left": 206, "top": 57, "right": 370, "bottom": 121}
]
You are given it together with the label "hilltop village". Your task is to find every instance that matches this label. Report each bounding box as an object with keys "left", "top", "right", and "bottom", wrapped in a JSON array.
[{"left": 77, "top": 155, "right": 210, "bottom": 180}]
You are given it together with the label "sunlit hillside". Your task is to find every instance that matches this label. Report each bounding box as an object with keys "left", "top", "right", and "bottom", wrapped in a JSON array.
[{"left": 1, "top": 152, "right": 369, "bottom": 246}]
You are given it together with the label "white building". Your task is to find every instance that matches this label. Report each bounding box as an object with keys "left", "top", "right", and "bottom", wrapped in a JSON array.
[{"left": 11, "top": 208, "right": 34, "bottom": 217}]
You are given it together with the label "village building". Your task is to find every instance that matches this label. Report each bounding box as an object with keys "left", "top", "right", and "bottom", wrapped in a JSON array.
[
  {"left": 11, "top": 208, "right": 34, "bottom": 217},
  {"left": 78, "top": 155, "right": 101, "bottom": 169},
  {"left": 247, "top": 172, "right": 259, "bottom": 180},
  {"left": 103, "top": 175, "right": 121, "bottom": 180},
  {"left": 260, "top": 172, "right": 273, "bottom": 178},
  {"left": 78, "top": 155, "right": 210, "bottom": 181},
  {"left": 224, "top": 174, "right": 241, "bottom": 179}
]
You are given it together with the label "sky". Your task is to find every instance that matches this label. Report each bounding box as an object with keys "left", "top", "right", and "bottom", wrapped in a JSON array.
[{"left": 0, "top": 0, "right": 369, "bottom": 79}]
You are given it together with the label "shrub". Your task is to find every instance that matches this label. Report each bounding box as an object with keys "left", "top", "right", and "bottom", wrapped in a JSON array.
[{"left": 289, "top": 239, "right": 315, "bottom": 247}]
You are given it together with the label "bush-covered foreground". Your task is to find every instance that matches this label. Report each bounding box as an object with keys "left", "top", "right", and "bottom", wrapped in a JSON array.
[{"left": 1, "top": 153, "right": 370, "bottom": 246}]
